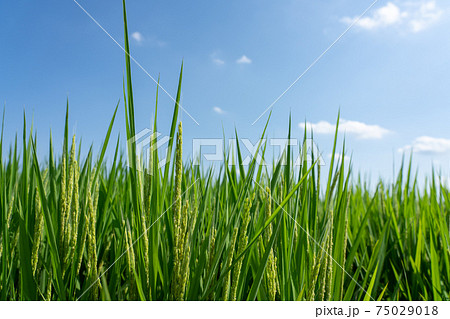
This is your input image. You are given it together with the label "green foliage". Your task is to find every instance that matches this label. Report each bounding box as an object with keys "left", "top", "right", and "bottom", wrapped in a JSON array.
[{"left": 0, "top": 0, "right": 449, "bottom": 301}]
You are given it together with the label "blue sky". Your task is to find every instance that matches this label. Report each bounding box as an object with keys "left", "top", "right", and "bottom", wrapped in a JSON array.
[{"left": 1, "top": 0, "right": 450, "bottom": 183}]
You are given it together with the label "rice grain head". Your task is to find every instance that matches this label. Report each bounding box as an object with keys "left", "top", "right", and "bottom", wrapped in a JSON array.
[
  {"left": 172, "top": 121, "right": 185, "bottom": 300},
  {"left": 230, "top": 197, "right": 252, "bottom": 301},
  {"left": 326, "top": 210, "right": 334, "bottom": 301},
  {"left": 31, "top": 186, "right": 44, "bottom": 276},
  {"left": 67, "top": 163, "right": 80, "bottom": 271},
  {"left": 59, "top": 154, "right": 67, "bottom": 255},
  {"left": 263, "top": 187, "right": 278, "bottom": 300},
  {"left": 223, "top": 226, "right": 238, "bottom": 301}
]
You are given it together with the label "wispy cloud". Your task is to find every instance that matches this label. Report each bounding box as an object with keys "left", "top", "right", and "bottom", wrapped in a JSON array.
[
  {"left": 236, "top": 55, "right": 252, "bottom": 64},
  {"left": 399, "top": 136, "right": 450, "bottom": 154},
  {"left": 213, "top": 106, "right": 226, "bottom": 115},
  {"left": 299, "top": 119, "right": 391, "bottom": 139},
  {"left": 131, "top": 31, "right": 144, "bottom": 44},
  {"left": 210, "top": 51, "right": 225, "bottom": 65},
  {"left": 131, "top": 32, "right": 166, "bottom": 47},
  {"left": 212, "top": 58, "right": 225, "bottom": 65},
  {"left": 341, "top": 1, "right": 443, "bottom": 33}
]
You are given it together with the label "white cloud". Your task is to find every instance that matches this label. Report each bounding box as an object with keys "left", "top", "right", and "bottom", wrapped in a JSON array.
[
  {"left": 236, "top": 55, "right": 252, "bottom": 64},
  {"left": 341, "top": 1, "right": 443, "bottom": 33},
  {"left": 399, "top": 136, "right": 450, "bottom": 154},
  {"left": 212, "top": 58, "right": 225, "bottom": 65},
  {"left": 342, "top": 2, "right": 406, "bottom": 30},
  {"left": 409, "top": 1, "right": 443, "bottom": 32},
  {"left": 131, "top": 31, "right": 144, "bottom": 43},
  {"left": 213, "top": 106, "right": 226, "bottom": 115},
  {"left": 299, "top": 119, "right": 391, "bottom": 139}
]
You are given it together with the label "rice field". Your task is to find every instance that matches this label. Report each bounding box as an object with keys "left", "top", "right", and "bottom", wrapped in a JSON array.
[{"left": 0, "top": 0, "right": 449, "bottom": 301}]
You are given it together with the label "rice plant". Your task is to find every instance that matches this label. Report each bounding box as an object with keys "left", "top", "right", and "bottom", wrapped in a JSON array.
[{"left": 0, "top": 0, "right": 449, "bottom": 301}]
